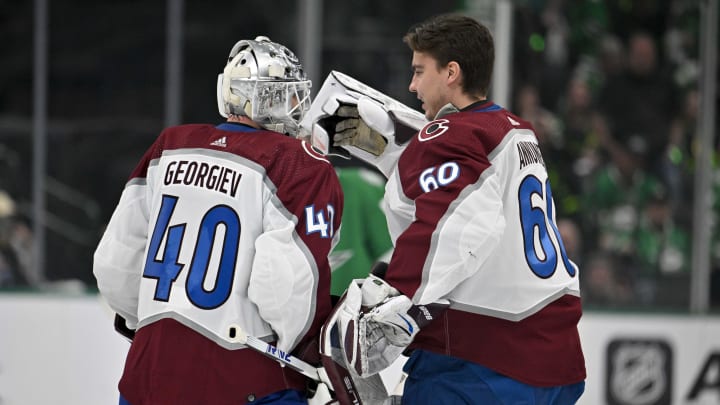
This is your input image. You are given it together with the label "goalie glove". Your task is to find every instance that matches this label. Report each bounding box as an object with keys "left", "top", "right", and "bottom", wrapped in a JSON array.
[
  {"left": 320, "top": 281, "right": 391, "bottom": 405},
  {"left": 298, "top": 71, "right": 427, "bottom": 177},
  {"left": 362, "top": 295, "right": 449, "bottom": 349},
  {"left": 351, "top": 295, "right": 448, "bottom": 377},
  {"left": 333, "top": 281, "right": 405, "bottom": 378},
  {"left": 333, "top": 101, "right": 390, "bottom": 156},
  {"left": 327, "top": 96, "right": 403, "bottom": 177},
  {"left": 336, "top": 277, "right": 449, "bottom": 378}
]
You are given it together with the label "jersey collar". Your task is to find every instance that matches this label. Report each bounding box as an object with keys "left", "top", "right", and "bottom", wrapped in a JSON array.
[
  {"left": 216, "top": 122, "right": 260, "bottom": 132},
  {"left": 462, "top": 100, "right": 502, "bottom": 113}
]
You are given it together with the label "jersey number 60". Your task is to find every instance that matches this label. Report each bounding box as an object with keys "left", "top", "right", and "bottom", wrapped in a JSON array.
[{"left": 518, "top": 175, "right": 576, "bottom": 279}]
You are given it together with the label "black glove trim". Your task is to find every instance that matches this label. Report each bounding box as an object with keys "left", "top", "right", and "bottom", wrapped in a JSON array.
[{"left": 407, "top": 302, "right": 449, "bottom": 329}]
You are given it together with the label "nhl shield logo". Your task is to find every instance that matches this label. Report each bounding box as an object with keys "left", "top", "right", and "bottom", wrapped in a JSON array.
[{"left": 606, "top": 338, "right": 673, "bottom": 405}]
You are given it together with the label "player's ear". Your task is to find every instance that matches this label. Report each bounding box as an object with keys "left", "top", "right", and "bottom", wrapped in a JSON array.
[{"left": 447, "top": 61, "right": 461, "bottom": 84}]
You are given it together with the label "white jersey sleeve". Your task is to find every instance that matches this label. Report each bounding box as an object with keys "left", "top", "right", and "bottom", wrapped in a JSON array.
[{"left": 93, "top": 180, "right": 150, "bottom": 328}]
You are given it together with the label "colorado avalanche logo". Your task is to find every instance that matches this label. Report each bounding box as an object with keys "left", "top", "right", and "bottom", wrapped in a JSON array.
[{"left": 418, "top": 119, "right": 450, "bottom": 142}]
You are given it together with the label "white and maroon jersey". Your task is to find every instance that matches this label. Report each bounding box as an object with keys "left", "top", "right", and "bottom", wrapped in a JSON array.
[
  {"left": 94, "top": 122, "right": 343, "bottom": 354},
  {"left": 383, "top": 101, "right": 585, "bottom": 386}
]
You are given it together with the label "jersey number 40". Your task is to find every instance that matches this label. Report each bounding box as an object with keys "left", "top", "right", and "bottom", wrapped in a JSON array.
[{"left": 142, "top": 195, "right": 239, "bottom": 310}]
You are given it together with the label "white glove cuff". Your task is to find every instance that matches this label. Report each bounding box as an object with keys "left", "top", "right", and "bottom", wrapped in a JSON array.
[
  {"left": 357, "top": 96, "right": 394, "bottom": 137},
  {"left": 361, "top": 274, "right": 399, "bottom": 308}
]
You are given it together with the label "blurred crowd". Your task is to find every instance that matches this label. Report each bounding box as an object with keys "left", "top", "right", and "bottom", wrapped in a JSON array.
[
  {"left": 511, "top": 0, "right": 718, "bottom": 309},
  {"left": 0, "top": 0, "right": 717, "bottom": 309}
]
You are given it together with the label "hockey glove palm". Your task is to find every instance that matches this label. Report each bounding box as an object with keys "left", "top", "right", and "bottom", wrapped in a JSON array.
[
  {"left": 364, "top": 295, "right": 418, "bottom": 347},
  {"left": 334, "top": 105, "right": 387, "bottom": 156}
]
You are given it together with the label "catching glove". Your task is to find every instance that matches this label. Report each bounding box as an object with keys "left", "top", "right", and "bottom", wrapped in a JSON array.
[
  {"left": 349, "top": 294, "right": 448, "bottom": 377},
  {"left": 319, "top": 281, "right": 391, "bottom": 404},
  {"left": 298, "top": 71, "right": 428, "bottom": 177},
  {"left": 333, "top": 106, "right": 387, "bottom": 156}
]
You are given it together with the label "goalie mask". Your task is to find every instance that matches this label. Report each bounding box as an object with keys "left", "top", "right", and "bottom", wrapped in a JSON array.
[{"left": 217, "top": 36, "right": 311, "bottom": 136}]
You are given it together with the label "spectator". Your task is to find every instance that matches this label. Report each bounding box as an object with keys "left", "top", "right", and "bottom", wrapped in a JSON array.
[
  {"left": 0, "top": 190, "right": 21, "bottom": 287},
  {"left": 566, "top": 0, "right": 610, "bottom": 67},
  {"left": 0, "top": 191, "right": 33, "bottom": 288},
  {"left": 574, "top": 33, "right": 625, "bottom": 96},
  {"left": 515, "top": 83, "right": 563, "bottom": 149},
  {"left": 583, "top": 128, "right": 664, "bottom": 261},
  {"left": 558, "top": 218, "right": 584, "bottom": 270},
  {"left": 555, "top": 77, "right": 603, "bottom": 219},
  {"left": 595, "top": 31, "right": 681, "bottom": 188},
  {"left": 581, "top": 252, "right": 633, "bottom": 307},
  {"left": 516, "top": 82, "right": 584, "bottom": 220},
  {"left": 634, "top": 184, "right": 691, "bottom": 305},
  {"left": 666, "top": 87, "right": 700, "bottom": 220},
  {"left": 635, "top": 185, "right": 690, "bottom": 275}
]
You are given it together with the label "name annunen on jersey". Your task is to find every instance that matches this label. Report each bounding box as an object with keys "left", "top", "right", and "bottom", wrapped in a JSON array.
[
  {"left": 163, "top": 159, "right": 242, "bottom": 197},
  {"left": 517, "top": 141, "right": 546, "bottom": 169}
]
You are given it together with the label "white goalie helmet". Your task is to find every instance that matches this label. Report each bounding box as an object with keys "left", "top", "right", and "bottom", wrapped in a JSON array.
[{"left": 216, "top": 36, "right": 312, "bottom": 135}]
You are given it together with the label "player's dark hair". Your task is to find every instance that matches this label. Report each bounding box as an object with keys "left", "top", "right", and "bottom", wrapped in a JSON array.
[{"left": 403, "top": 14, "right": 494, "bottom": 97}]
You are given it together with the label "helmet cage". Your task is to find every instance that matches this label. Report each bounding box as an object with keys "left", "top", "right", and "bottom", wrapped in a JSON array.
[{"left": 217, "top": 36, "right": 311, "bottom": 135}]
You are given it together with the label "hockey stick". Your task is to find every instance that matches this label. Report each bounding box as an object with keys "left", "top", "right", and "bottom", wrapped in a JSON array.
[
  {"left": 112, "top": 314, "right": 325, "bottom": 381},
  {"left": 112, "top": 315, "right": 340, "bottom": 404},
  {"left": 234, "top": 327, "right": 363, "bottom": 405},
  {"left": 234, "top": 328, "right": 324, "bottom": 381}
]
